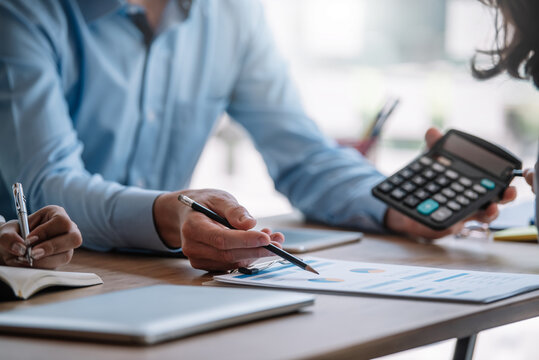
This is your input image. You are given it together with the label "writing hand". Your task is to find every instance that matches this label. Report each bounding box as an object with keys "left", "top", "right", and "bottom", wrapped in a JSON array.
[{"left": 0, "top": 205, "right": 82, "bottom": 268}]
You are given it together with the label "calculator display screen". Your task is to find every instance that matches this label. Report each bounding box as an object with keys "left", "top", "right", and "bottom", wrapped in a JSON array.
[{"left": 442, "top": 134, "right": 514, "bottom": 177}]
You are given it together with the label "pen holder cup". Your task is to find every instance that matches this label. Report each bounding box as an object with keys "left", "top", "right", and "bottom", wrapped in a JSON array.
[{"left": 336, "top": 138, "right": 378, "bottom": 161}]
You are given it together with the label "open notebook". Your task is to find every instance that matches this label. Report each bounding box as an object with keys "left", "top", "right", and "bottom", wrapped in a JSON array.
[{"left": 0, "top": 266, "right": 103, "bottom": 300}]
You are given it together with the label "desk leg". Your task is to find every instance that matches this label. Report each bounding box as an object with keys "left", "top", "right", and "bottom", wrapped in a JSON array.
[{"left": 452, "top": 334, "right": 477, "bottom": 360}]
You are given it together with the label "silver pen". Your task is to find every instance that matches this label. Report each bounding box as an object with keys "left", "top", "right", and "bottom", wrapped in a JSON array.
[{"left": 12, "top": 183, "right": 33, "bottom": 266}]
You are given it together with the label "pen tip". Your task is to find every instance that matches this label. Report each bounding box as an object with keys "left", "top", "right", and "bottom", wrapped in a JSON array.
[{"left": 305, "top": 265, "right": 319, "bottom": 275}]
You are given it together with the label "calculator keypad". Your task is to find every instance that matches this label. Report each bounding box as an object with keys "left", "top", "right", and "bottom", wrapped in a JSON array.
[{"left": 376, "top": 157, "right": 498, "bottom": 226}]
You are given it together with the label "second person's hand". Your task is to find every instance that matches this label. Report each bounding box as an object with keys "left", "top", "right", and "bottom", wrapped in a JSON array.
[
  {"left": 153, "top": 189, "right": 284, "bottom": 271},
  {"left": 384, "top": 128, "right": 517, "bottom": 240}
]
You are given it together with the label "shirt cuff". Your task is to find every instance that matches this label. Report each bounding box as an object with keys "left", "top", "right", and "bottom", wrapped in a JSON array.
[
  {"left": 320, "top": 172, "right": 389, "bottom": 233},
  {"left": 111, "top": 187, "right": 173, "bottom": 252}
]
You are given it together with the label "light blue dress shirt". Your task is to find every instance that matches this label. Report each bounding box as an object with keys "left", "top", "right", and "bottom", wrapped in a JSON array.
[{"left": 0, "top": 0, "right": 387, "bottom": 252}]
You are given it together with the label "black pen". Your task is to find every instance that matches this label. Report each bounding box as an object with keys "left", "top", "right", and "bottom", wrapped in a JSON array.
[{"left": 178, "top": 194, "right": 319, "bottom": 275}]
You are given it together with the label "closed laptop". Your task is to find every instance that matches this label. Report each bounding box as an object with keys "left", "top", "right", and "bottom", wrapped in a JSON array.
[{"left": 0, "top": 284, "right": 314, "bottom": 344}]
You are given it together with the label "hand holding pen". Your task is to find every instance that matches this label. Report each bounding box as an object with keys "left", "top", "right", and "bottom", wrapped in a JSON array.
[
  {"left": 178, "top": 194, "right": 319, "bottom": 274},
  {"left": 0, "top": 185, "right": 82, "bottom": 268},
  {"left": 153, "top": 189, "right": 300, "bottom": 272}
]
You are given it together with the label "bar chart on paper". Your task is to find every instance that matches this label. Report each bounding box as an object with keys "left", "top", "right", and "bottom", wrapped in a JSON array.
[{"left": 214, "top": 257, "right": 539, "bottom": 303}]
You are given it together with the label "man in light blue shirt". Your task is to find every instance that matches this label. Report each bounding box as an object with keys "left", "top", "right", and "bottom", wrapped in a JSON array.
[{"left": 0, "top": 0, "right": 515, "bottom": 271}]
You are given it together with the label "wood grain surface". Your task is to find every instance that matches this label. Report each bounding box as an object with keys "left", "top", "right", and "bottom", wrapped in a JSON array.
[{"left": 0, "top": 214, "right": 538, "bottom": 360}]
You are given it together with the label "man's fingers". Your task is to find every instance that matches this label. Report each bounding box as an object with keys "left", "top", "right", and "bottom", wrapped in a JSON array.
[
  {"left": 184, "top": 241, "right": 272, "bottom": 271},
  {"left": 425, "top": 127, "right": 443, "bottom": 149},
  {"left": 499, "top": 186, "right": 517, "bottom": 204},
  {"left": 182, "top": 216, "right": 270, "bottom": 251},
  {"left": 270, "top": 232, "right": 285, "bottom": 245},
  {"left": 32, "top": 250, "right": 74, "bottom": 270},
  {"left": 30, "top": 232, "right": 83, "bottom": 261},
  {"left": 523, "top": 168, "right": 535, "bottom": 193},
  {"left": 4, "top": 257, "right": 28, "bottom": 267},
  {"left": 202, "top": 192, "right": 256, "bottom": 230},
  {"left": 28, "top": 213, "right": 77, "bottom": 243},
  {"left": 0, "top": 221, "right": 27, "bottom": 257},
  {"left": 260, "top": 228, "right": 285, "bottom": 245},
  {"left": 27, "top": 205, "right": 65, "bottom": 230}
]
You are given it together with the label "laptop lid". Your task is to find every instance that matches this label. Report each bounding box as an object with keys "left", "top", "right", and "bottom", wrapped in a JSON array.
[{"left": 0, "top": 284, "right": 314, "bottom": 344}]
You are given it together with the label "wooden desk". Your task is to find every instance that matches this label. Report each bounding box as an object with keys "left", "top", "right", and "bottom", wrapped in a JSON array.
[{"left": 1, "top": 216, "right": 538, "bottom": 360}]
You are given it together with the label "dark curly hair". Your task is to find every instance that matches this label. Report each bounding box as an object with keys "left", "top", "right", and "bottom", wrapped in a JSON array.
[{"left": 472, "top": 0, "right": 539, "bottom": 88}]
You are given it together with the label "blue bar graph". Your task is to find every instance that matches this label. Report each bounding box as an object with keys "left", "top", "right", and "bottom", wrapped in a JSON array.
[
  {"left": 402, "top": 270, "right": 440, "bottom": 280},
  {"left": 435, "top": 273, "right": 469, "bottom": 282},
  {"left": 255, "top": 271, "right": 296, "bottom": 280},
  {"left": 313, "top": 262, "right": 334, "bottom": 269},
  {"left": 396, "top": 287, "right": 415, "bottom": 292},
  {"left": 434, "top": 289, "right": 451, "bottom": 295},
  {"left": 362, "top": 280, "right": 400, "bottom": 290},
  {"left": 235, "top": 263, "right": 296, "bottom": 279}
]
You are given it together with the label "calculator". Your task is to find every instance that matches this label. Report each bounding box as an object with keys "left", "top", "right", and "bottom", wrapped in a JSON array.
[{"left": 372, "top": 129, "right": 522, "bottom": 230}]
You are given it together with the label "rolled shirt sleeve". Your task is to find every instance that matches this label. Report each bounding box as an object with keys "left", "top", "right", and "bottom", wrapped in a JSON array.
[{"left": 0, "top": 3, "right": 169, "bottom": 252}]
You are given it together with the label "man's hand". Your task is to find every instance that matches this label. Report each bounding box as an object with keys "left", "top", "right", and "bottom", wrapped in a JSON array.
[
  {"left": 523, "top": 167, "right": 536, "bottom": 193},
  {"left": 153, "top": 189, "right": 284, "bottom": 271},
  {"left": 0, "top": 205, "right": 82, "bottom": 268},
  {"left": 384, "top": 128, "right": 517, "bottom": 240}
]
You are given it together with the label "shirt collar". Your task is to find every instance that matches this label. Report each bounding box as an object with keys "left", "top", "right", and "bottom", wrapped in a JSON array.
[{"left": 76, "top": 0, "right": 193, "bottom": 23}]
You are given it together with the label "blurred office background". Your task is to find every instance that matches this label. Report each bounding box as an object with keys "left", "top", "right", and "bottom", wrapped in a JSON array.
[{"left": 191, "top": 1, "right": 539, "bottom": 358}]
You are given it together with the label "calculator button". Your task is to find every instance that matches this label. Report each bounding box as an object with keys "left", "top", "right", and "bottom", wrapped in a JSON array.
[
  {"left": 463, "top": 189, "right": 478, "bottom": 200},
  {"left": 450, "top": 182, "right": 465, "bottom": 192},
  {"left": 410, "top": 162, "right": 423, "bottom": 172},
  {"left": 431, "top": 162, "right": 446, "bottom": 172},
  {"left": 391, "top": 188, "right": 407, "bottom": 200},
  {"left": 378, "top": 182, "right": 394, "bottom": 193},
  {"left": 389, "top": 175, "right": 404, "bottom": 186},
  {"left": 412, "top": 175, "right": 427, "bottom": 186},
  {"left": 473, "top": 184, "right": 487, "bottom": 194},
  {"left": 432, "top": 193, "right": 447, "bottom": 204},
  {"left": 419, "top": 156, "right": 433, "bottom": 166},
  {"left": 459, "top": 177, "right": 472, "bottom": 187},
  {"left": 456, "top": 195, "right": 470, "bottom": 206},
  {"left": 447, "top": 200, "right": 461, "bottom": 211},
  {"left": 417, "top": 199, "right": 439, "bottom": 215},
  {"left": 480, "top": 178, "right": 496, "bottom": 190},
  {"left": 431, "top": 207, "right": 453, "bottom": 222},
  {"left": 445, "top": 169, "right": 459, "bottom": 180},
  {"left": 399, "top": 168, "right": 415, "bottom": 179},
  {"left": 441, "top": 188, "right": 456, "bottom": 198},
  {"left": 422, "top": 169, "right": 437, "bottom": 180},
  {"left": 425, "top": 183, "right": 441, "bottom": 193},
  {"left": 401, "top": 182, "right": 417, "bottom": 193},
  {"left": 435, "top": 176, "right": 450, "bottom": 187},
  {"left": 414, "top": 189, "right": 429, "bottom": 200},
  {"left": 404, "top": 195, "right": 421, "bottom": 208}
]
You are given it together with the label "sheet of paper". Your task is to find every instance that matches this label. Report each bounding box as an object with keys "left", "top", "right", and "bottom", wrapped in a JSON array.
[{"left": 214, "top": 257, "right": 539, "bottom": 303}]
